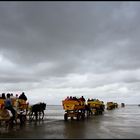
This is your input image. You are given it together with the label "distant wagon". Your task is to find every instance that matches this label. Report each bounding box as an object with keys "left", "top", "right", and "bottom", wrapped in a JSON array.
[
  {"left": 87, "top": 99, "right": 105, "bottom": 115},
  {"left": 121, "top": 103, "right": 125, "bottom": 107},
  {"left": 106, "top": 102, "right": 116, "bottom": 110}
]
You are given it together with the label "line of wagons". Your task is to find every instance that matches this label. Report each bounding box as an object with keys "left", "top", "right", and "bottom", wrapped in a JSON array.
[
  {"left": 0, "top": 97, "right": 123, "bottom": 127},
  {"left": 62, "top": 98, "right": 119, "bottom": 121},
  {"left": 0, "top": 98, "right": 46, "bottom": 127}
]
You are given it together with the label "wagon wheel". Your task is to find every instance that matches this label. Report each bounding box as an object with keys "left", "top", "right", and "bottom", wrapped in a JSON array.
[
  {"left": 64, "top": 113, "right": 68, "bottom": 121},
  {"left": 76, "top": 113, "right": 80, "bottom": 121}
]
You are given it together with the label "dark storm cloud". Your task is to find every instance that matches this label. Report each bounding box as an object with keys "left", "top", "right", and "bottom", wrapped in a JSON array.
[
  {"left": 0, "top": 2, "right": 139, "bottom": 70},
  {"left": 0, "top": 1, "right": 121, "bottom": 66}
]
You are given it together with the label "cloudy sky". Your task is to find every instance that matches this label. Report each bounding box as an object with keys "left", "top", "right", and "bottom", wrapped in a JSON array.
[{"left": 0, "top": 1, "right": 140, "bottom": 105}]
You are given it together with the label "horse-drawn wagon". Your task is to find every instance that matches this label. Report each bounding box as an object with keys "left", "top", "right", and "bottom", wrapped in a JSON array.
[
  {"left": 106, "top": 102, "right": 117, "bottom": 110},
  {"left": 0, "top": 98, "right": 29, "bottom": 127},
  {"left": 62, "top": 99, "right": 85, "bottom": 121},
  {"left": 14, "top": 99, "right": 29, "bottom": 124},
  {"left": 87, "top": 99, "right": 105, "bottom": 115},
  {"left": 121, "top": 103, "right": 125, "bottom": 107}
]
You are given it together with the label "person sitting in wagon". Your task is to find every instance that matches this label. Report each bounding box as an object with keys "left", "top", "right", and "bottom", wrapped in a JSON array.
[
  {"left": 18, "top": 92, "right": 27, "bottom": 101},
  {"left": 4, "top": 93, "right": 16, "bottom": 121},
  {"left": 18, "top": 92, "right": 28, "bottom": 111},
  {"left": 79, "top": 96, "right": 86, "bottom": 105},
  {"left": 65, "top": 96, "right": 70, "bottom": 100}
]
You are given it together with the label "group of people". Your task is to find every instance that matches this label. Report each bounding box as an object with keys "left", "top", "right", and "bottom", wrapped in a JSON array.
[
  {"left": 65, "top": 96, "right": 86, "bottom": 102},
  {"left": 64, "top": 96, "right": 86, "bottom": 106},
  {"left": 87, "top": 98, "right": 100, "bottom": 102},
  {"left": 0, "top": 92, "right": 27, "bottom": 101},
  {"left": 0, "top": 92, "right": 28, "bottom": 121}
]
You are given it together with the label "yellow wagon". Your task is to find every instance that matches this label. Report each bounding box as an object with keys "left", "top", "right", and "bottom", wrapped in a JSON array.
[
  {"left": 0, "top": 98, "right": 29, "bottom": 126},
  {"left": 62, "top": 100, "right": 85, "bottom": 121},
  {"left": 87, "top": 100, "right": 105, "bottom": 115},
  {"left": 106, "top": 102, "right": 116, "bottom": 110}
]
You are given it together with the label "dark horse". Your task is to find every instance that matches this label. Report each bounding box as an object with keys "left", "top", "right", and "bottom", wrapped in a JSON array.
[
  {"left": 85, "top": 104, "right": 93, "bottom": 117},
  {"left": 29, "top": 102, "right": 46, "bottom": 121}
]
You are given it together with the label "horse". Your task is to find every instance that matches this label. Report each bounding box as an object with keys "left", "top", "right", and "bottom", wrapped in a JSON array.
[
  {"left": 29, "top": 102, "right": 46, "bottom": 121},
  {"left": 84, "top": 104, "right": 93, "bottom": 117}
]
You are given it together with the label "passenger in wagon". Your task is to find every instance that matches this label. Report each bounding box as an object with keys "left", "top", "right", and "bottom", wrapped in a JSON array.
[
  {"left": 18, "top": 92, "right": 27, "bottom": 101},
  {"left": 4, "top": 93, "right": 16, "bottom": 121}
]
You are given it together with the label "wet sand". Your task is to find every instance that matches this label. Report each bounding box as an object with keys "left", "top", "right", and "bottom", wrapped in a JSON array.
[{"left": 0, "top": 105, "right": 140, "bottom": 139}]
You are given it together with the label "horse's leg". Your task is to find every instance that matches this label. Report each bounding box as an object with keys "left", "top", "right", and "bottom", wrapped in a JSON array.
[
  {"left": 39, "top": 111, "right": 41, "bottom": 120},
  {"left": 41, "top": 110, "right": 44, "bottom": 120},
  {"left": 42, "top": 110, "right": 44, "bottom": 119},
  {"left": 29, "top": 111, "right": 34, "bottom": 121},
  {"left": 35, "top": 111, "right": 38, "bottom": 120}
]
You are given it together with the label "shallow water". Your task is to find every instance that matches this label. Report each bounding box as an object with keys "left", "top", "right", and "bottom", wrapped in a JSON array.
[{"left": 0, "top": 105, "right": 140, "bottom": 139}]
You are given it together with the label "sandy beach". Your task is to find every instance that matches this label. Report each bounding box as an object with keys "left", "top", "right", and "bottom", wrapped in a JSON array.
[{"left": 0, "top": 105, "right": 140, "bottom": 139}]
